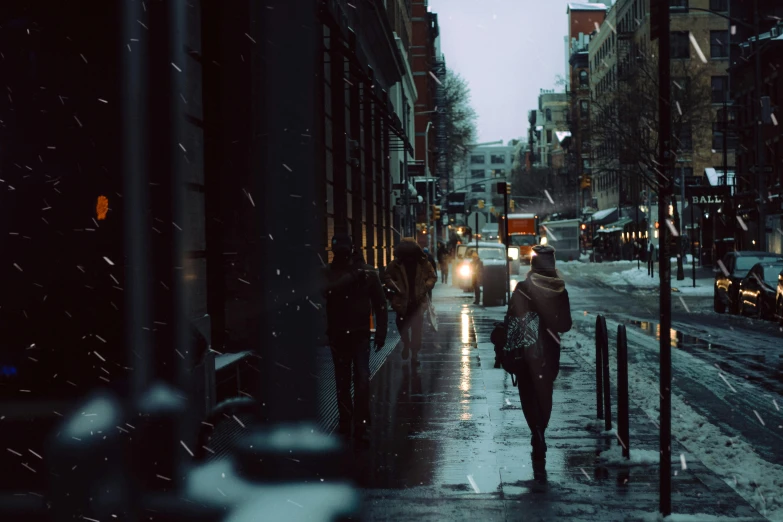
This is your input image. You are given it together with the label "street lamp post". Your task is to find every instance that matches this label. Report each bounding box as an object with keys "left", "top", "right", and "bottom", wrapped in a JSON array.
[{"left": 425, "top": 122, "right": 434, "bottom": 252}]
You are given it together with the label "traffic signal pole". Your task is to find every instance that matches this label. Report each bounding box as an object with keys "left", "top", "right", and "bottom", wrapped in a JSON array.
[
  {"left": 655, "top": 0, "right": 673, "bottom": 516},
  {"left": 503, "top": 186, "right": 510, "bottom": 304}
]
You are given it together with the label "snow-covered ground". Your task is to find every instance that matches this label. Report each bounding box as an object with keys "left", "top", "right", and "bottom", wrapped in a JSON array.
[
  {"left": 591, "top": 266, "right": 715, "bottom": 297},
  {"left": 565, "top": 319, "right": 783, "bottom": 521}
]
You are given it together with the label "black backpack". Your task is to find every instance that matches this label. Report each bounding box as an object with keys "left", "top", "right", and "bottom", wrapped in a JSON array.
[{"left": 492, "top": 312, "right": 543, "bottom": 387}]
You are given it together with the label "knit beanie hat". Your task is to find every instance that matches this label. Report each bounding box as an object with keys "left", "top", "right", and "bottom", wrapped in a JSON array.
[{"left": 530, "top": 245, "right": 557, "bottom": 274}]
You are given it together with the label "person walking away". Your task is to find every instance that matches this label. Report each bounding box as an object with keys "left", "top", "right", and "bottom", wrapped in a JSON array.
[
  {"left": 437, "top": 245, "right": 450, "bottom": 284},
  {"left": 384, "top": 238, "right": 436, "bottom": 365},
  {"left": 471, "top": 251, "right": 483, "bottom": 305},
  {"left": 507, "top": 245, "right": 571, "bottom": 462},
  {"left": 322, "top": 234, "right": 387, "bottom": 442},
  {"left": 648, "top": 242, "right": 656, "bottom": 278}
]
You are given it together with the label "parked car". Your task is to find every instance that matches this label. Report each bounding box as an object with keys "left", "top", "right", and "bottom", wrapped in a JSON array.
[
  {"left": 714, "top": 252, "right": 783, "bottom": 314},
  {"left": 454, "top": 243, "right": 508, "bottom": 305},
  {"left": 738, "top": 261, "right": 783, "bottom": 320}
]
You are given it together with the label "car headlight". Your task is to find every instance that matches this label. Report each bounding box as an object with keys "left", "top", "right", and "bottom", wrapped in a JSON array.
[
  {"left": 459, "top": 264, "right": 472, "bottom": 277},
  {"left": 508, "top": 248, "right": 519, "bottom": 260},
  {"left": 540, "top": 236, "right": 548, "bottom": 245}
]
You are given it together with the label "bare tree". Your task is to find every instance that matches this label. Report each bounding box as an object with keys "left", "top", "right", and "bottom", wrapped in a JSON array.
[
  {"left": 590, "top": 51, "right": 714, "bottom": 274},
  {"left": 590, "top": 54, "right": 713, "bottom": 191},
  {"left": 438, "top": 69, "right": 478, "bottom": 178}
]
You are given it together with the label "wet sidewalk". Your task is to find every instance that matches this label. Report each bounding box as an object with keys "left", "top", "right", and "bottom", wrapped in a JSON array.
[{"left": 353, "top": 284, "right": 765, "bottom": 521}]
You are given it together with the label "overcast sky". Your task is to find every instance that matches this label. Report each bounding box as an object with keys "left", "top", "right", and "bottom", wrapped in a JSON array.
[{"left": 428, "top": 0, "right": 578, "bottom": 144}]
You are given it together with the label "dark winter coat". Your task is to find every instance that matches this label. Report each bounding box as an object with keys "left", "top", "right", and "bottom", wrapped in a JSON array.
[
  {"left": 507, "top": 272, "right": 572, "bottom": 379},
  {"left": 425, "top": 252, "right": 437, "bottom": 274},
  {"left": 384, "top": 240, "right": 437, "bottom": 316},
  {"left": 323, "top": 260, "right": 388, "bottom": 344}
]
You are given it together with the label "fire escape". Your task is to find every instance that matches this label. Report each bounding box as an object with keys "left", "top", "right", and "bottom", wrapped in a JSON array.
[{"left": 432, "top": 55, "right": 447, "bottom": 195}]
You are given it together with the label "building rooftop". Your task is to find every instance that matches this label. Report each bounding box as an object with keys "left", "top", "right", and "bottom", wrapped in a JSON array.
[{"left": 567, "top": 2, "right": 608, "bottom": 12}]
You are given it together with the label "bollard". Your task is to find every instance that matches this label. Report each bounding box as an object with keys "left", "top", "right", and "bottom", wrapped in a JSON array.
[
  {"left": 601, "top": 316, "right": 612, "bottom": 433},
  {"left": 595, "top": 315, "right": 605, "bottom": 420},
  {"left": 617, "top": 324, "right": 630, "bottom": 459}
]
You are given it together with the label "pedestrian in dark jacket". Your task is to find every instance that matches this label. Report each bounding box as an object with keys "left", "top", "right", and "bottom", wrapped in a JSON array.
[
  {"left": 323, "top": 234, "right": 388, "bottom": 441},
  {"left": 506, "top": 244, "right": 571, "bottom": 462},
  {"left": 437, "top": 245, "right": 450, "bottom": 284},
  {"left": 471, "top": 252, "right": 483, "bottom": 305},
  {"left": 384, "top": 238, "right": 437, "bottom": 364}
]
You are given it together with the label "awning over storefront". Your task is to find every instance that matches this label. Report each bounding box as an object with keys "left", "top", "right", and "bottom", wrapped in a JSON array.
[
  {"left": 588, "top": 207, "right": 618, "bottom": 226},
  {"left": 705, "top": 167, "right": 736, "bottom": 188}
]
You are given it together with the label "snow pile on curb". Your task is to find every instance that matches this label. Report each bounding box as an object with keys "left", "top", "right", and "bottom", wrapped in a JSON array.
[
  {"left": 597, "top": 267, "right": 714, "bottom": 296},
  {"left": 565, "top": 326, "right": 783, "bottom": 521},
  {"left": 599, "top": 444, "right": 660, "bottom": 466},
  {"left": 639, "top": 513, "right": 763, "bottom": 522}
]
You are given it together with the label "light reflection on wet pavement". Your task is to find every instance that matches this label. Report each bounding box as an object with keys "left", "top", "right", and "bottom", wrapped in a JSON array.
[{"left": 347, "top": 285, "right": 765, "bottom": 521}]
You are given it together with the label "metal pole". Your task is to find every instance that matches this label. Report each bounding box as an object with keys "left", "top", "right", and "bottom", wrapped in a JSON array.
[
  {"left": 408, "top": 96, "right": 413, "bottom": 237},
  {"left": 691, "top": 196, "right": 696, "bottom": 287},
  {"left": 617, "top": 324, "right": 630, "bottom": 459},
  {"left": 754, "top": 0, "right": 766, "bottom": 252},
  {"left": 656, "top": 0, "right": 673, "bottom": 515},
  {"left": 503, "top": 188, "right": 510, "bottom": 304},
  {"left": 678, "top": 163, "right": 686, "bottom": 280},
  {"left": 637, "top": 192, "right": 640, "bottom": 270},
  {"left": 475, "top": 211, "right": 479, "bottom": 250},
  {"left": 595, "top": 315, "right": 605, "bottom": 420}
]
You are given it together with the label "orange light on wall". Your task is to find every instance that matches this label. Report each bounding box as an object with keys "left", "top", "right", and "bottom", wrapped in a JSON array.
[{"left": 96, "top": 195, "right": 109, "bottom": 220}]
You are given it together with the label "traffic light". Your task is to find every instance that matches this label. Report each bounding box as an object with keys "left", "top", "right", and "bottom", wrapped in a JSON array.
[
  {"left": 478, "top": 199, "right": 485, "bottom": 209},
  {"left": 506, "top": 183, "right": 511, "bottom": 195},
  {"left": 580, "top": 175, "right": 591, "bottom": 189},
  {"left": 489, "top": 206, "right": 495, "bottom": 215},
  {"left": 509, "top": 199, "right": 515, "bottom": 210},
  {"left": 654, "top": 221, "right": 660, "bottom": 229},
  {"left": 431, "top": 205, "right": 441, "bottom": 221}
]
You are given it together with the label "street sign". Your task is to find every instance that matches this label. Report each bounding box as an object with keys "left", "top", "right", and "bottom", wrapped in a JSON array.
[
  {"left": 396, "top": 197, "right": 419, "bottom": 206},
  {"left": 749, "top": 165, "right": 774, "bottom": 174}
]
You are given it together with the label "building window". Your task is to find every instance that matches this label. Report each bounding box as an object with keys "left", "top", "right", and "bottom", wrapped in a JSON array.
[
  {"left": 490, "top": 154, "right": 506, "bottom": 164},
  {"left": 546, "top": 130, "right": 553, "bottom": 144},
  {"left": 545, "top": 108, "right": 552, "bottom": 122},
  {"left": 710, "top": 31, "right": 728, "bottom": 58},
  {"left": 470, "top": 169, "right": 485, "bottom": 178},
  {"left": 471, "top": 183, "right": 485, "bottom": 192},
  {"left": 670, "top": 0, "right": 688, "bottom": 10},
  {"left": 709, "top": 0, "right": 727, "bottom": 12},
  {"left": 676, "top": 125, "right": 693, "bottom": 151},
  {"left": 671, "top": 31, "right": 690, "bottom": 59},
  {"left": 492, "top": 169, "right": 506, "bottom": 178},
  {"left": 470, "top": 154, "right": 485, "bottom": 165},
  {"left": 711, "top": 76, "right": 728, "bottom": 103},
  {"left": 579, "top": 70, "right": 588, "bottom": 87},
  {"left": 580, "top": 100, "right": 589, "bottom": 117},
  {"left": 712, "top": 125, "right": 737, "bottom": 150}
]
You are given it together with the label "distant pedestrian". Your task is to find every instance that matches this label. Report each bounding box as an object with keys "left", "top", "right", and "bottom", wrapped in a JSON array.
[
  {"left": 437, "top": 245, "right": 450, "bottom": 284},
  {"left": 648, "top": 242, "right": 656, "bottom": 278},
  {"left": 471, "top": 251, "right": 483, "bottom": 305},
  {"left": 323, "top": 234, "right": 388, "bottom": 442},
  {"left": 506, "top": 245, "right": 572, "bottom": 462},
  {"left": 384, "top": 238, "right": 437, "bottom": 365}
]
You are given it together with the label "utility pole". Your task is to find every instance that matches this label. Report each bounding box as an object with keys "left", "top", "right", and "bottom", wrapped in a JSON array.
[
  {"left": 654, "top": 0, "right": 673, "bottom": 516},
  {"left": 754, "top": 0, "right": 767, "bottom": 251}
]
